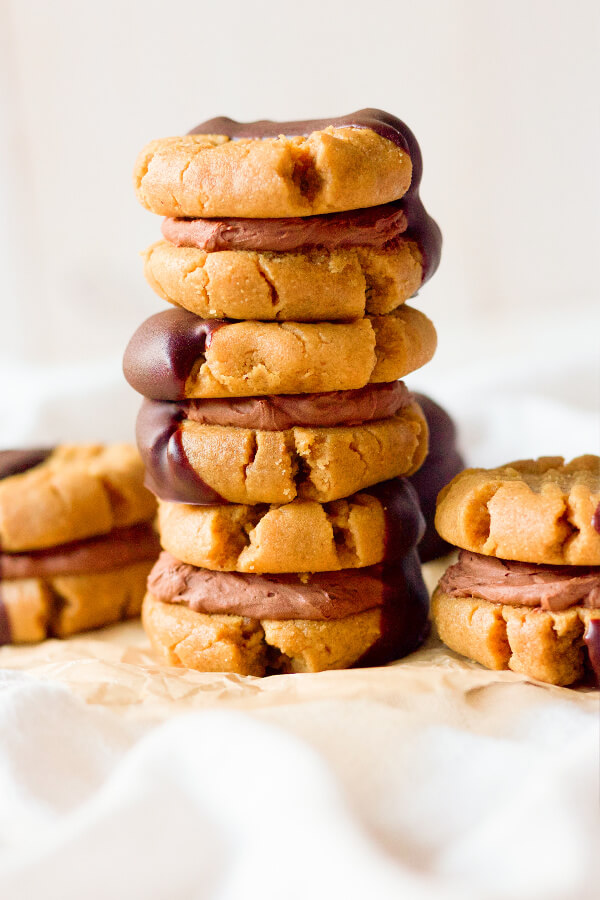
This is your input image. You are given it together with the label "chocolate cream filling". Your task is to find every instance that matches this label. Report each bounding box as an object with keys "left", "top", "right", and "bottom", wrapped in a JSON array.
[
  {"left": 147, "top": 549, "right": 430, "bottom": 666},
  {"left": 439, "top": 550, "right": 600, "bottom": 613},
  {"left": 0, "top": 523, "right": 160, "bottom": 580},
  {"left": 187, "top": 108, "right": 442, "bottom": 284},
  {"left": 161, "top": 202, "right": 409, "bottom": 253}
]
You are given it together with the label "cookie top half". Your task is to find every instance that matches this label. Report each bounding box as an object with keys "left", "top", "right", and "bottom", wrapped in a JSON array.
[
  {"left": 435, "top": 456, "right": 600, "bottom": 566},
  {"left": 0, "top": 444, "right": 157, "bottom": 552},
  {"left": 133, "top": 109, "right": 431, "bottom": 220}
]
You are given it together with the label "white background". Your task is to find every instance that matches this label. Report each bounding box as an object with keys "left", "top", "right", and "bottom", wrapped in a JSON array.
[{"left": 1, "top": 0, "right": 598, "bottom": 460}]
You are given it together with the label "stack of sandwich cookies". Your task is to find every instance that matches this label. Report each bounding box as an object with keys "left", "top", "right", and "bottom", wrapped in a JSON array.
[
  {"left": 127, "top": 109, "right": 442, "bottom": 674},
  {"left": 0, "top": 445, "right": 159, "bottom": 644},
  {"left": 432, "top": 456, "right": 600, "bottom": 686}
]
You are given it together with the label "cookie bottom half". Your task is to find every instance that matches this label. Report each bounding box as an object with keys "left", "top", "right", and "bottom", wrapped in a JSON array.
[
  {"left": 0, "top": 561, "right": 154, "bottom": 644},
  {"left": 431, "top": 588, "right": 600, "bottom": 686},
  {"left": 142, "top": 552, "right": 430, "bottom": 675}
]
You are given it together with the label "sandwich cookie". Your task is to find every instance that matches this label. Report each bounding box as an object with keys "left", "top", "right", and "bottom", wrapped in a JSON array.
[
  {"left": 432, "top": 456, "right": 600, "bottom": 685},
  {"left": 135, "top": 385, "right": 428, "bottom": 505},
  {"left": 0, "top": 446, "right": 159, "bottom": 644},
  {"left": 142, "top": 549, "right": 429, "bottom": 675}
]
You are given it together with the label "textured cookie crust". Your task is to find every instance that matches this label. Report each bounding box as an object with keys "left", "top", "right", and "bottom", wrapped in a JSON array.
[
  {"left": 125, "top": 305, "right": 436, "bottom": 400},
  {"left": 143, "top": 240, "right": 422, "bottom": 320},
  {"left": 170, "top": 401, "right": 427, "bottom": 504},
  {"left": 435, "top": 456, "right": 600, "bottom": 566},
  {"left": 143, "top": 591, "right": 385, "bottom": 675},
  {"left": 0, "top": 444, "right": 157, "bottom": 552},
  {"left": 134, "top": 127, "right": 412, "bottom": 218},
  {"left": 0, "top": 561, "right": 152, "bottom": 643},
  {"left": 157, "top": 491, "right": 393, "bottom": 574},
  {"left": 432, "top": 587, "right": 599, "bottom": 686}
]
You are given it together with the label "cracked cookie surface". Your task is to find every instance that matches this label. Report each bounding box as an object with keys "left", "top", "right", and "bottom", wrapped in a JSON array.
[
  {"left": 134, "top": 126, "right": 412, "bottom": 218},
  {"left": 145, "top": 400, "right": 428, "bottom": 505},
  {"left": 123, "top": 305, "right": 437, "bottom": 399},
  {"left": 432, "top": 588, "right": 599, "bottom": 686},
  {"left": 143, "top": 239, "right": 423, "bottom": 320},
  {"left": 157, "top": 490, "right": 395, "bottom": 574},
  {"left": 435, "top": 456, "right": 600, "bottom": 566},
  {"left": 0, "top": 562, "right": 153, "bottom": 644}
]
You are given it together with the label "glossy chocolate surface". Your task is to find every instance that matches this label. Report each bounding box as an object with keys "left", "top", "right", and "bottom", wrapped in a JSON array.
[
  {"left": 136, "top": 399, "right": 224, "bottom": 504},
  {"left": 0, "top": 593, "right": 10, "bottom": 646},
  {"left": 584, "top": 618, "right": 600, "bottom": 684},
  {"left": 189, "top": 109, "right": 441, "bottom": 284},
  {"left": 0, "top": 449, "right": 53, "bottom": 481},
  {"left": 408, "top": 393, "right": 465, "bottom": 561},
  {"left": 123, "top": 308, "right": 225, "bottom": 401},
  {"left": 368, "top": 478, "right": 426, "bottom": 564},
  {"left": 355, "top": 548, "right": 430, "bottom": 667}
]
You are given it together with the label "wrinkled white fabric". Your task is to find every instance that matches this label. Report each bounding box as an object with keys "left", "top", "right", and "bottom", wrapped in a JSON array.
[{"left": 0, "top": 669, "right": 598, "bottom": 900}]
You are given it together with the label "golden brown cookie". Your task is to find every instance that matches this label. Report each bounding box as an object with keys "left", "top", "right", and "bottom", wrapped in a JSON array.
[
  {"left": 123, "top": 305, "right": 437, "bottom": 400},
  {"left": 432, "top": 587, "right": 599, "bottom": 686},
  {"left": 157, "top": 477, "right": 425, "bottom": 574},
  {"left": 142, "top": 400, "right": 427, "bottom": 505},
  {"left": 0, "top": 561, "right": 153, "bottom": 644},
  {"left": 142, "top": 591, "right": 384, "bottom": 675},
  {"left": 0, "top": 445, "right": 157, "bottom": 552},
  {"left": 435, "top": 456, "right": 600, "bottom": 566},
  {"left": 134, "top": 127, "right": 411, "bottom": 219},
  {"left": 142, "top": 240, "right": 423, "bottom": 321}
]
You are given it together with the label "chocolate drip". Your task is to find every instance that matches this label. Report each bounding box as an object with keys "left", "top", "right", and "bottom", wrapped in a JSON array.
[
  {"left": 123, "top": 308, "right": 226, "bottom": 400},
  {"left": 584, "top": 618, "right": 600, "bottom": 684},
  {"left": 408, "top": 393, "right": 465, "bottom": 562},
  {"left": 0, "top": 590, "right": 10, "bottom": 646},
  {"left": 354, "top": 548, "right": 430, "bottom": 667},
  {"left": 136, "top": 399, "right": 225, "bottom": 504},
  {"left": 593, "top": 504, "right": 600, "bottom": 535},
  {"left": 0, "top": 448, "right": 53, "bottom": 481},
  {"left": 190, "top": 109, "right": 441, "bottom": 284},
  {"left": 368, "top": 478, "right": 426, "bottom": 563}
]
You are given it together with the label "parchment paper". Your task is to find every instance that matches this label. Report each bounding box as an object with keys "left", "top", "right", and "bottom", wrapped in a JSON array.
[{"left": 1, "top": 558, "right": 596, "bottom": 724}]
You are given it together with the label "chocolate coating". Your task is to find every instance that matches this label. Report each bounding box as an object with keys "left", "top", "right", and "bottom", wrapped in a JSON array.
[
  {"left": 136, "top": 399, "right": 224, "bottom": 504},
  {"left": 355, "top": 548, "right": 430, "bottom": 667},
  {"left": 584, "top": 618, "right": 600, "bottom": 684},
  {"left": 0, "top": 592, "right": 10, "bottom": 646},
  {"left": 368, "top": 478, "right": 426, "bottom": 564},
  {"left": 189, "top": 109, "right": 441, "bottom": 284},
  {"left": 0, "top": 448, "right": 53, "bottom": 481},
  {"left": 1, "top": 524, "right": 160, "bottom": 580},
  {"left": 408, "top": 393, "right": 465, "bottom": 562},
  {"left": 162, "top": 202, "right": 408, "bottom": 253},
  {"left": 123, "top": 308, "right": 225, "bottom": 401}
]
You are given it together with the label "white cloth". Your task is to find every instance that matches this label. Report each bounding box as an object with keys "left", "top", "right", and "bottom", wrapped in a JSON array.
[{"left": 0, "top": 665, "right": 598, "bottom": 900}]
